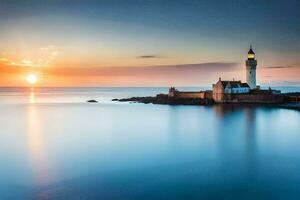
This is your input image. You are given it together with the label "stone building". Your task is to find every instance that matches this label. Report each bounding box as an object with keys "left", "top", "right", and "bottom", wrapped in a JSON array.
[
  {"left": 212, "top": 78, "right": 250, "bottom": 102},
  {"left": 168, "top": 87, "right": 212, "bottom": 99}
]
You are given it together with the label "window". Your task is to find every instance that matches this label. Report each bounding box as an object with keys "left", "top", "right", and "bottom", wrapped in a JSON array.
[{"left": 248, "top": 54, "right": 255, "bottom": 59}]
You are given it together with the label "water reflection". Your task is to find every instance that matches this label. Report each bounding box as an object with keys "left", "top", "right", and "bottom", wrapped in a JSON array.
[
  {"left": 213, "top": 105, "right": 258, "bottom": 173},
  {"left": 27, "top": 89, "right": 51, "bottom": 189},
  {"left": 213, "top": 104, "right": 246, "bottom": 117},
  {"left": 0, "top": 88, "right": 299, "bottom": 199},
  {"left": 167, "top": 106, "right": 181, "bottom": 144},
  {"left": 29, "top": 88, "right": 35, "bottom": 104},
  {"left": 245, "top": 108, "right": 257, "bottom": 160}
]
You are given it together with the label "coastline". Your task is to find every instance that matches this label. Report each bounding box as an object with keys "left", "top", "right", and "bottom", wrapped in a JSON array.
[{"left": 112, "top": 93, "right": 300, "bottom": 111}]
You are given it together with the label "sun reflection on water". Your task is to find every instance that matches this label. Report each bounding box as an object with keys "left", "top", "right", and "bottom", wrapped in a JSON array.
[
  {"left": 27, "top": 89, "right": 52, "bottom": 190},
  {"left": 29, "top": 88, "right": 35, "bottom": 104}
]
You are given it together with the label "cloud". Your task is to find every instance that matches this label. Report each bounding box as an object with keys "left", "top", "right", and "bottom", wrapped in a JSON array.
[
  {"left": 2, "top": 61, "right": 299, "bottom": 86},
  {"left": 22, "top": 59, "right": 32, "bottom": 65},
  {"left": 0, "top": 61, "right": 240, "bottom": 76},
  {"left": 0, "top": 45, "right": 62, "bottom": 68},
  {"left": 0, "top": 58, "right": 9, "bottom": 62},
  {"left": 5, "top": 58, "right": 47, "bottom": 67},
  {"left": 0, "top": 61, "right": 244, "bottom": 86},
  {"left": 260, "top": 81, "right": 300, "bottom": 86},
  {"left": 9, "top": 62, "right": 47, "bottom": 68},
  {"left": 39, "top": 62, "right": 240, "bottom": 77},
  {"left": 40, "top": 45, "right": 57, "bottom": 51},
  {"left": 39, "top": 45, "right": 62, "bottom": 65},
  {"left": 136, "top": 55, "right": 162, "bottom": 59},
  {"left": 263, "top": 65, "right": 299, "bottom": 69}
]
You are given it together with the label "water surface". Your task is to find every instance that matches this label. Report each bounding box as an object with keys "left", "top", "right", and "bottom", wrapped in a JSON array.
[{"left": 0, "top": 87, "right": 299, "bottom": 200}]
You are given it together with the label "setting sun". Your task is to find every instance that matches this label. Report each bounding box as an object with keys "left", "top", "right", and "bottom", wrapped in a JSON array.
[{"left": 26, "top": 74, "right": 38, "bottom": 85}]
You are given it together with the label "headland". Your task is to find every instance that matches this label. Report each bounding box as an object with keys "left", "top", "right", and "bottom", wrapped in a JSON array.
[
  {"left": 113, "top": 46, "right": 300, "bottom": 111},
  {"left": 112, "top": 91, "right": 300, "bottom": 111}
]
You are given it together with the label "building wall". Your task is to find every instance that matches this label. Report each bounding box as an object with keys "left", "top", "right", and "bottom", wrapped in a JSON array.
[
  {"left": 235, "top": 93, "right": 284, "bottom": 103},
  {"left": 246, "top": 60, "right": 257, "bottom": 89},
  {"left": 225, "top": 87, "right": 250, "bottom": 94},
  {"left": 212, "top": 81, "right": 225, "bottom": 102},
  {"left": 213, "top": 80, "right": 252, "bottom": 102},
  {"left": 214, "top": 93, "right": 284, "bottom": 103},
  {"left": 232, "top": 87, "right": 250, "bottom": 93},
  {"left": 204, "top": 91, "right": 213, "bottom": 99},
  {"left": 174, "top": 91, "right": 208, "bottom": 99},
  {"left": 168, "top": 88, "right": 212, "bottom": 99}
]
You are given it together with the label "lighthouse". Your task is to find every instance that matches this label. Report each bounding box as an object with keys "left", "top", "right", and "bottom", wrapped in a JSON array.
[{"left": 245, "top": 45, "right": 257, "bottom": 89}]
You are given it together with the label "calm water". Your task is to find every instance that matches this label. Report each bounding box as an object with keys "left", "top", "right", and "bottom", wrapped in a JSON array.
[{"left": 0, "top": 87, "right": 300, "bottom": 200}]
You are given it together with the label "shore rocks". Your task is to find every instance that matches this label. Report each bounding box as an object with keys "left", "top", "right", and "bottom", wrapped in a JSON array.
[
  {"left": 112, "top": 92, "right": 300, "bottom": 111},
  {"left": 114, "top": 94, "right": 214, "bottom": 105},
  {"left": 87, "top": 99, "right": 98, "bottom": 103}
]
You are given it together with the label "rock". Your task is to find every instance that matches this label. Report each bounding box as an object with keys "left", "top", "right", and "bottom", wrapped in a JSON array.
[
  {"left": 115, "top": 94, "right": 214, "bottom": 105},
  {"left": 87, "top": 99, "right": 98, "bottom": 103}
]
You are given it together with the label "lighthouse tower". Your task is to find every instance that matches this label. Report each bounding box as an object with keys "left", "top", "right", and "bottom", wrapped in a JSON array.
[{"left": 245, "top": 45, "right": 257, "bottom": 89}]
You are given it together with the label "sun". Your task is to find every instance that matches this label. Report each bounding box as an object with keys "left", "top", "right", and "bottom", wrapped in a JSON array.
[{"left": 26, "top": 74, "right": 38, "bottom": 85}]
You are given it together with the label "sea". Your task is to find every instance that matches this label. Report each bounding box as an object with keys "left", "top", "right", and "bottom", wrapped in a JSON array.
[{"left": 0, "top": 86, "right": 300, "bottom": 200}]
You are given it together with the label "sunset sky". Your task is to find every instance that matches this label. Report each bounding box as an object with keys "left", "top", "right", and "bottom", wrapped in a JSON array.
[{"left": 0, "top": 0, "right": 299, "bottom": 87}]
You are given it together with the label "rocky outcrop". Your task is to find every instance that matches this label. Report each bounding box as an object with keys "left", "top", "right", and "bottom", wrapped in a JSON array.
[
  {"left": 112, "top": 92, "right": 300, "bottom": 111},
  {"left": 112, "top": 94, "right": 214, "bottom": 105},
  {"left": 87, "top": 99, "right": 98, "bottom": 103}
]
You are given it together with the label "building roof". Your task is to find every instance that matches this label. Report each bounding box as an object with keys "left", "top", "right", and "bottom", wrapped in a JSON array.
[
  {"left": 220, "top": 81, "right": 250, "bottom": 88},
  {"left": 240, "top": 83, "right": 250, "bottom": 87},
  {"left": 248, "top": 47, "right": 255, "bottom": 54}
]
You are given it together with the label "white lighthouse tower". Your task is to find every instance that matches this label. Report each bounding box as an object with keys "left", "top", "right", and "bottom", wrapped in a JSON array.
[{"left": 245, "top": 45, "right": 257, "bottom": 89}]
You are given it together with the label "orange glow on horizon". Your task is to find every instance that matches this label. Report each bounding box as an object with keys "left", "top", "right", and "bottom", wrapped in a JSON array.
[{"left": 0, "top": 57, "right": 299, "bottom": 87}]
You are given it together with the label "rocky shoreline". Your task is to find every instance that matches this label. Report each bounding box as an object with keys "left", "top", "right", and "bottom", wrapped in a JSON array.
[
  {"left": 112, "top": 94, "right": 214, "bottom": 105},
  {"left": 112, "top": 93, "right": 300, "bottom": 111}
]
